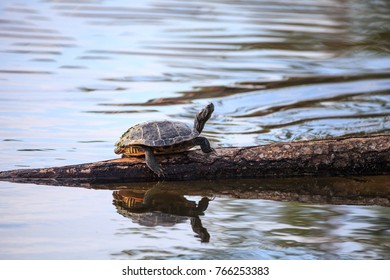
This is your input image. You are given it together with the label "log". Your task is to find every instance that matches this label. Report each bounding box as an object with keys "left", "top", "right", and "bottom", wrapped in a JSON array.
[{"left": 0, "top": 135, "right": 389, "bottom": 185}]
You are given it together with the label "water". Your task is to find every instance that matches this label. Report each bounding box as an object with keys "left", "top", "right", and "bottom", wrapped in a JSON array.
[
  {"left": 1, "top": 179, "right": 389, "bottom": 260},
  {"left": 0, "top": 0, "right": 389, "bottom": 259}
]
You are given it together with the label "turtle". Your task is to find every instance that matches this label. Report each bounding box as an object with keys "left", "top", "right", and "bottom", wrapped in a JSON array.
[{"left": 114, "top": 103, "right": 214, "bottom": 176}]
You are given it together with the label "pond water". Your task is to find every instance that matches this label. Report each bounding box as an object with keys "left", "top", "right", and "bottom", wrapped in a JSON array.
[
  {"left": 1, "top": 179, "right": 390, "bottom": 260},
  {"left": 0, "top": 0, "right": 389, "bottom": 259}
]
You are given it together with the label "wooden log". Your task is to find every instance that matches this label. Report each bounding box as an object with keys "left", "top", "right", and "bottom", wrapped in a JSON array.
[{"left": 0, "top": 135, "right": 389, "bottom": 184}]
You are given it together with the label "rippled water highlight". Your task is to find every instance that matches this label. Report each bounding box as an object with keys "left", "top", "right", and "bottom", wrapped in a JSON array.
[{"left": 1, "top": 0, "right": 389, "bottom": 170}]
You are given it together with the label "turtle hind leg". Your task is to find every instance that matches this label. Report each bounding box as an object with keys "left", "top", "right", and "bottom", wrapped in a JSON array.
[
  {"left": 143, "top": 146, "right": 165, "bottom": 177},
  {"left": 193, "top": 137, "right": 213, "bottom": 153}
]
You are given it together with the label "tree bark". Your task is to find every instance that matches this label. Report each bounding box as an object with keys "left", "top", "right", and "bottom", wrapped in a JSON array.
[{"left": 0, "top": 134, "right": 389, "bottom": 184}]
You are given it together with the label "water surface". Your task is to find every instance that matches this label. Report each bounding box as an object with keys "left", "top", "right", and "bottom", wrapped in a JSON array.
[
  {"left": 0, "top": 0, "right": 389, "bottom": 259},
  {"left": 1, "top": 179, "right": 389, "bottom": 260}
]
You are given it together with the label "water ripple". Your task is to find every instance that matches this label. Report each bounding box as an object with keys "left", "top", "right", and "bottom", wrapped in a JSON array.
[{"left": 0, "top": 0, "right": 389, "bottom": 164}]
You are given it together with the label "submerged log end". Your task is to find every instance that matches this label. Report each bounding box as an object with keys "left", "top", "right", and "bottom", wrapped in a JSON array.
[{"left": 0, "top": 158, "right": 148, "bottom": 182}]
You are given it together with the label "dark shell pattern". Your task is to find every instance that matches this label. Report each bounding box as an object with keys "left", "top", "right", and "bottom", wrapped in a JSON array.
[{"left": 116, "top": 120, "right": 199, "bottom": 148}]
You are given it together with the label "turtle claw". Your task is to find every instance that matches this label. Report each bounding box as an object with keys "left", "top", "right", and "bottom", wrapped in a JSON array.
[
  {"left": 155, "top": 166, "right": 165, "bottom": 178},
  {"left": 145, "top": 164, "right": 165, "bottom": 177},
  {"left": 143, "top": 147, "right": 166, "bottom": 177},
  {"left": 147, "top": 163, "right": 165, "bottom": 178}
]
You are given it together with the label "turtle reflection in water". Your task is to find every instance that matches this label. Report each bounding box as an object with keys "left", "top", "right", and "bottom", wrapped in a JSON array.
[
  {"left": 114, "top": 103, "right": 214, "bottom": 176},
  {"left": 113, "top": 187, "right": 213, "bottom": 242}
]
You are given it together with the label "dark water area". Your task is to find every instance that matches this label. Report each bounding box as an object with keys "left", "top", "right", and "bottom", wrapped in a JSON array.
[{"left": 0, "top": 0, "right": 389, "bottom": 259}]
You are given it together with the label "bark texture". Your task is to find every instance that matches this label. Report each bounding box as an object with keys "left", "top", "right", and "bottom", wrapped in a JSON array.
[{"left": 0, "top": 135, "right": 389, "bottom": 184}]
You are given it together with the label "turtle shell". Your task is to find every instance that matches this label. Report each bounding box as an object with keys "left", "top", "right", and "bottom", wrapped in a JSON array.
[{"left": 116, "top": 120, "right": 198, "bottom": 148}]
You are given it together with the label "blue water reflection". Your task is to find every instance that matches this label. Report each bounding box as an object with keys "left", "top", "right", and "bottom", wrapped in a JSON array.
[{"left": 0, "top": 181, "right": 389, "bottom": 260}]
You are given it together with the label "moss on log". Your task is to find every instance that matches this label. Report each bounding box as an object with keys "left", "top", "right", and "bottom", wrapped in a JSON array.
[{"left": 0, "top": 135, "right": 389, "bottom": 184}]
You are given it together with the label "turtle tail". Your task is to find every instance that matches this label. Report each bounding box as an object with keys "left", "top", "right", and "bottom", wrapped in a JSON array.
[
  {"left": 114, "top": 146, "right": 124, "bottom": 154},
  {"left": 194, "top": 103, "right": 214, "bottom": 133}
]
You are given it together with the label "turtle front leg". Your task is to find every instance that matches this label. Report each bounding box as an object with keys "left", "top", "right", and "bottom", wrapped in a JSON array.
[
  {"left": 142, "top": 146, "right": 165, "bottom": 177},
  {"left": 193, "top": 137, "right": 213, "bottom": 153}
]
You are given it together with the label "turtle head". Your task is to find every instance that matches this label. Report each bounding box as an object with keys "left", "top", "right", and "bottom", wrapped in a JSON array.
[{"left": 194, "top": 103, "right": 214, "bottom": 133}]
